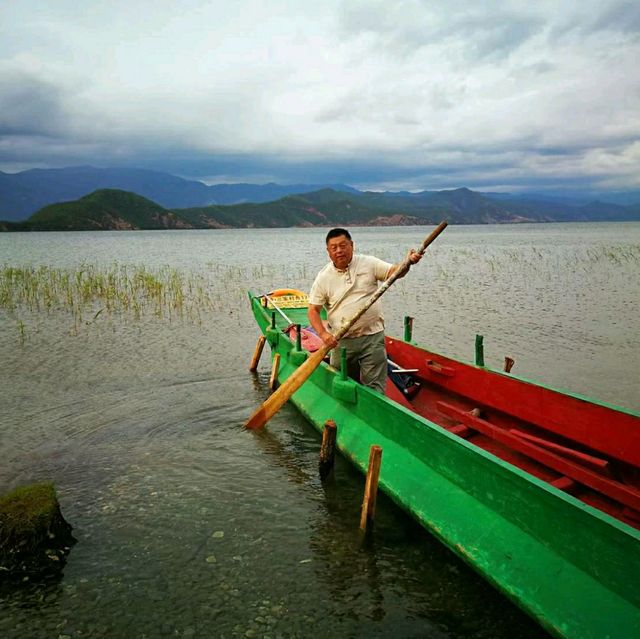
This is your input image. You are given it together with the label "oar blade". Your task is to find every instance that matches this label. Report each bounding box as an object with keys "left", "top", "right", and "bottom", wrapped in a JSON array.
[
  {"left": 245, "top": 405, "right": 269, "bottom": 430},
  {"left": 245, "top": 346, "right": 330, "bottom": 429}
]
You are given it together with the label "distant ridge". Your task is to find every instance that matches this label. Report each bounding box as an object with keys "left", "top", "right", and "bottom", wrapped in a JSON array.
[
  {"left": 2, "top": 165, "right": 640, "bottom": 223},
  {"left": 3, "top": 186, "right": 639, "bottom": 231},
  {"left": 0, "top": 166, "right": 358, "bottom": 221}
]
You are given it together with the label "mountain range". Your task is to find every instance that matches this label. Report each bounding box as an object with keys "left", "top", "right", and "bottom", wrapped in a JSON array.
[
  {"left": 2, "top": 185, "right": 639, "bottom": 232},
  {"left": 0, "top": 166, "right": 359, "bottom": 221},
  {"left": 1, "top": 165, "right": 640, "bottom": 230}
]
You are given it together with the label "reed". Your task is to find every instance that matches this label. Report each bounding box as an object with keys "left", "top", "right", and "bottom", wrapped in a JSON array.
[
  {"left": 2, "top": 242, "right": 636, "bottom": 343},
  {"left": 0, "top": 263, "right": 216, "bottom": 341}
]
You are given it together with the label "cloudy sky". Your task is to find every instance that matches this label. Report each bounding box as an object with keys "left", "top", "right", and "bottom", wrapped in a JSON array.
[{"left": 1, "top": 0, "right": 639, "bottom": 193}]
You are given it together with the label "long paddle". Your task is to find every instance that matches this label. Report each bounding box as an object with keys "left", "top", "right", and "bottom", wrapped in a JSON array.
[{"left": 245, "top": 221, "right": 448, "bottom": 429}]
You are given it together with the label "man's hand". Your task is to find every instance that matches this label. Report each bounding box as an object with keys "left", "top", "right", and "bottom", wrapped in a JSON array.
[
  {"left": 408, "top": 248, "right": 422, "bottom": 265},
  {"left": 309, "top": 304, "right": 338, "bottom": 348},
  {"left": 390, "top": 248, "right": 423, "bottom": 279},
  {"left": 320, "top": 330, "right": 338, "bottom": 349}
]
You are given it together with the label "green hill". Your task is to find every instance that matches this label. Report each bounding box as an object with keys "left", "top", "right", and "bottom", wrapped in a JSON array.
[
  {"left": 177, "top": 188, "right": 425, "bottom": 228},
  {"left": 352, "top": 188, "right": 524, "bottom": 224},
  {"left": 18, "top": 189, "right": 192, "bottom": 231},
  {"left": 3, "top": 186, "right": 638, "bottom": 232},
  {"left": 0, "top": 187, "right": 560, "bottom": 231},
  {"left": 178, "top": 186, "right": 545, "bottom": 227}
]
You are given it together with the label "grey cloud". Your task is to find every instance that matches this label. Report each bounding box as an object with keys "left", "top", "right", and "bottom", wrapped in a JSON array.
[
  {"left": 0, "top": 2, "right": 638, "bottom": 194},
  {"left": 0, "top": 73, "right": 68, "bottom": 138},
  {"left": 393, "top": 115, "right": 421, "bottom": 126},
  {"left": 510, "top": 61, "right": 555, "bottom": 78},
  {"left": 590, "top": 1, "right": 640, "bottom": 34},
  {"left": 339, "top": 2, "right": 542, "bottom": 60},
  {"left": 449, "top": 15, "right": 543, "bottom": 60},
  {"left": 549, "top": 1, "right": 640, "bottom": 42},
  {"left": 314, "top": 105, "right": 352, "bottom": 125}
]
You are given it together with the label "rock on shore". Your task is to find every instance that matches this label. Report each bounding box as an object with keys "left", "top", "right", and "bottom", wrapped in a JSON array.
[{"left": 0, "top": 482, "right": 75, "bottom": 579}]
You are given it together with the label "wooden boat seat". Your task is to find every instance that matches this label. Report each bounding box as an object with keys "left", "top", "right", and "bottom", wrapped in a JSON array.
[
  {"left": 550, "top": 476, "right": 578, "bottom": 493},
  {"left": 447, "top": 424, "right": 473, "bottom": 438},
  {"left": 445, "top": 407, "right": 482, "bottom": 439},
  {"left": 436, "top": 400, "right": 640, "bottom": 513}
]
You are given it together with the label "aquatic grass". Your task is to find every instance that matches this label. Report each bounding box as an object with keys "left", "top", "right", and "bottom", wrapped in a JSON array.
[
  {"left": 17, "top": 319, "right": 25, "bottom": 346},
  {"left": 3, "top": 242, "right": 637, "bottom": 343},
  {"left": 0, "top": 263, "right": 217, "bottom": 340}
]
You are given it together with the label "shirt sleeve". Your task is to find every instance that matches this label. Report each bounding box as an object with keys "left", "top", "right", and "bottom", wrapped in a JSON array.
[
  {"left": 370, "top": 256, "right": 393, "bottom": 281},
  {"left": 308, "top": 273, "right": 327, "bottom": 306}
]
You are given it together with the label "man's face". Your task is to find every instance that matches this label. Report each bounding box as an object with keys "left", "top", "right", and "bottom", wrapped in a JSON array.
[{"left": 326, "top": 235, "right": 354, "bottom": 270}]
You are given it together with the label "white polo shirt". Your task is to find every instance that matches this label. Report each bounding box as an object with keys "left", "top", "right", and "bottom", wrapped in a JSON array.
[{"left": 309, "top": 254, "right": 393, "bottom": 338}]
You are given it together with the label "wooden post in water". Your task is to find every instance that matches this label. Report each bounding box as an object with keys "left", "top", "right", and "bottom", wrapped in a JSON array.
[
  {"left": 319, "top": 420, "right": 337, "bottom": 480},
  {"left": 249, "top": 335, "right": 266, "bottom": 372},
  {"left": 360, "top": 445, "right": 383, "bottom": 532},
  {"left": 269, "top": 353, "right": 281, "bottom": 391},
  {"left": 504, "top": 356, "right": 515, "bottom": 373}
]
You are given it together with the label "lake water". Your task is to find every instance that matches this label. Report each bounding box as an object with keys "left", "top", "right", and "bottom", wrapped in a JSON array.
[{"left": 1, "top": 223, "right": 638, "bottom": 638}]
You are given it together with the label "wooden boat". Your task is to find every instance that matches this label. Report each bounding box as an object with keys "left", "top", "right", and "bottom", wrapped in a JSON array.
[{"left": 248, "top": 289, "right": 640, "bottom": 639}]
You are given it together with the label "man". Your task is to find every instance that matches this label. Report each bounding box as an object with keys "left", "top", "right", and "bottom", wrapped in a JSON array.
[{"left": 307, "top": 228, "right": 422, "bottom": 393}]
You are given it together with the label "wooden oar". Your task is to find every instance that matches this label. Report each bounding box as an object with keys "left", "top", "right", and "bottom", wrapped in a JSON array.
[{"left": 245, "top": 221, "right": 448, "bottom": 429}]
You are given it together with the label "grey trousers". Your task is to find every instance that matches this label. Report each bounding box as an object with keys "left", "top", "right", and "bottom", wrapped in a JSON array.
[{"left": 330, "top": 330, "right": 387, "bottom": 394}]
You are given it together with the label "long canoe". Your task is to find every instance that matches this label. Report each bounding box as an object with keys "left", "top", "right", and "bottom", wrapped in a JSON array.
[{"left": 248, "top": 290, "right": 640, "bottom": 639}]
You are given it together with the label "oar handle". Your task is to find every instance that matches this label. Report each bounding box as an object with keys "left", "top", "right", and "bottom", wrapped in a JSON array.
[{"left": 334, "top": 221, "right": 447, "bottom": 341}]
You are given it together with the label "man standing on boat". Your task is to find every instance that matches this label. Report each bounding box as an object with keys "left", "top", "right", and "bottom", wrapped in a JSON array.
[{"left": 308, "top": 228, "right": 422, "bottom": 393}]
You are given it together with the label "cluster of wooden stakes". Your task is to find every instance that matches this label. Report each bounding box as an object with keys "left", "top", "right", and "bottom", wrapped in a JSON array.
[{"left": 245, "top": 222, "right": 448, "bottom": 533}]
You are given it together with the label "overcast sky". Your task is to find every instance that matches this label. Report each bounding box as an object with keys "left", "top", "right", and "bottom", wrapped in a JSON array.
[{"left": 1, "top": 1, "right": 639, "bottom": 192}]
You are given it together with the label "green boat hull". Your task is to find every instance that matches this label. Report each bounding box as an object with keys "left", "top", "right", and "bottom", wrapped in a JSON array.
[{"left": 249, "top": 292, "right": 640, "bottom": 639}]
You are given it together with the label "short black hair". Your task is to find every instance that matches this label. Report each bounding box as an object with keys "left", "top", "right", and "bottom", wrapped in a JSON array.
[{"left": 325, "top": 228, "right": 352, "bottom": 244}]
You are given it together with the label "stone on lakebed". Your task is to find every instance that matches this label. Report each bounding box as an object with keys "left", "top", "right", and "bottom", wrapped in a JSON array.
[{"left": 0, "top": 482, "right": 75, "bottom": 579}]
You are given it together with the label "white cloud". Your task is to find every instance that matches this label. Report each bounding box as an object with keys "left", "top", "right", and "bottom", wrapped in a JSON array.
[{"left": 0, "top": 1, "right": 639, "bottom": 191}]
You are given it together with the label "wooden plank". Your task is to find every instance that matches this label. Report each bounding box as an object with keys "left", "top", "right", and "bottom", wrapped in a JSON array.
[
  {"left": 621, "top": 507, "right": 640, "bottom": 524},
  {"left": 550, "top": 476, "right": 577, "bottom": 492},
  {"left": 509, "top": 428, "right": 610, "bottom": 471},
  {"left": 436, "top": 400, "right": 640, "bottom": 512},
  {"left": 447, "top": 424, "right": 473, "bottom": 438}
]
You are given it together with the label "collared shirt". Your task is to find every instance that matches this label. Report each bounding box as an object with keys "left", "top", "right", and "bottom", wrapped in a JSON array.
[{"left": 309, "top": 254, "right": 392, "bottom": 338}]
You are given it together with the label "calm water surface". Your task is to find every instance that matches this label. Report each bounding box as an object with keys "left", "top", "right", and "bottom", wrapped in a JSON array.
[{"left": 1, "top": 223, "right": 638, "bottom": 638}]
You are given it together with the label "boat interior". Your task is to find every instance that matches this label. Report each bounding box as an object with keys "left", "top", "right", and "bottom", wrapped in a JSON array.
[{"left": 384, "top": 336, "right": 640, "bottom": 531}]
